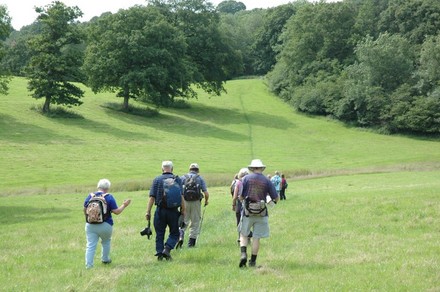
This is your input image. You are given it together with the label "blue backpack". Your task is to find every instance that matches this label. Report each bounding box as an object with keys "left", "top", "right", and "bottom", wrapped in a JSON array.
[{"left": 162, "top": 176, "right": 182, "bottom": 208}]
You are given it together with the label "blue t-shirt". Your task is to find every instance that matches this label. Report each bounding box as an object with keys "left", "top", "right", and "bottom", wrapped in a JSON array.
[
  {"left": 84, "top": 191, "right": 118, "bottom": 225},
  {"left": 271, "top": 175, "right": 282, "bottom": 191}
]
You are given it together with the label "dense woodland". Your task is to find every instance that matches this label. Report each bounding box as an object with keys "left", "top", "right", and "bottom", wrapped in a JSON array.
[{"left": 0, "top": 0, "right": 440, "bottom": 134}]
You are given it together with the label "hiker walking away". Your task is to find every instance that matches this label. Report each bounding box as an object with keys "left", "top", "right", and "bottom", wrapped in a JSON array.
[
  {"left": 146, "top": 161, "right": 185, "bottom": 260},
  {"left": 177, "top": 163, "right": 209, "bottom": 248},
  {"left": 83, "top": 179, "right": 131, "bottom": 269},
  {"left": 280, "top": 174, "right": 288, "bottom": 200},
  {"left": 238, "top": 159, "right": 279, "bottom": 268},
  {"left": 232, "top": 168, "right": 249, "bottom": 243},
  {"left": 270, "top": 171, "right": 282, "bottom": 198},
  {"left": 230, "top": 173, "right": 239, "bottom": 198},
  {"left": 232, "top": 168, "right": 249, "bottom": 226}
]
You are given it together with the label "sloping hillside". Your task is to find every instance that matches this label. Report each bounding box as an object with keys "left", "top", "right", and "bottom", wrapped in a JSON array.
[{"left": 1, "top": 77, "right": 439, "bottom": 193}]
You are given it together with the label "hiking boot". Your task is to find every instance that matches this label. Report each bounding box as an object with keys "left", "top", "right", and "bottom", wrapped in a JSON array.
[
  {"left": 248, "top": 260, "right": 256, "bottom": 267},
  {"left": 239, "top": 252, "right": 247, "bottom": 268},
  {"left": 102, "top": 259, "right": 112, "bottom": 265},
  {"left": 188, "top": 238, "right": 196, "bottom": 248},
  {"left": 162, "top": 247, "right": 172, "bottom": 261},
  {"left": 155, "top": 252, "right": 164, "bottom": 261},
  {"left": 176, "top": 229, "right": 184, "bottom": 249}
]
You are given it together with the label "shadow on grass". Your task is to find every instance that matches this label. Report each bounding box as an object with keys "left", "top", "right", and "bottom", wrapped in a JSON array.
[
  {"left": 101, "top": 102, "right": 159, "bottom": 118},
  {"left": 0, "top": 206, "right": 66, "bottom": 224},
  {"left": 31, "top": 105, "right": 85, "bottom": 119},
  {"left": 0, "top": 113, "right": 74, "bottom": 143},
  {"left": 168, "top": 103, "right": 295, "bottom": 130},
  {"left": 100, "top": 102, "right": 250, "bottom": 141}
]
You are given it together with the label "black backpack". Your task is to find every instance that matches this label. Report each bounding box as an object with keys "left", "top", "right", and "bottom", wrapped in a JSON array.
[
  {"left": 183, "top": 174, "right": 202, "bottom": 201},
  {"left": 230, "top": 179, "right": 238, "bottom": 197}
]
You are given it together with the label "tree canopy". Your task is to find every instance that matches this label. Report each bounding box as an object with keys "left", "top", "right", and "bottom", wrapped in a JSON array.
[
  {"left": 84, "top": 6, "right": 193, "bottom": 109},
  {"left": 217, "top": 0, "right": 246, "bottom": 14}
]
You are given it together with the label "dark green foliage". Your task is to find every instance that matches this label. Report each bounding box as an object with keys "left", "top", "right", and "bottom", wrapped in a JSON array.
[
  {"left": 252, "top": 3, "right": 298, "bottom": 75},
  {"left": 216, "top": 0, "right": 246, "bottom": 14},
  {"left": 26, "top": 1, "right": 84, "bottom": 113},
  {"left": 219, "top": 10, "right": 265, "bottom": 76},
  {"left": 378, "top": 0, "right": 440, "bottom": 44},
  {"left": 0, "top": 4, "right": 12, "bottom": 94},
  {"left": 267, "top": 0, "right": 440, "bottom": 134},
  {"left": 166, "top": 0, "right": 242, "bottom": 94}
]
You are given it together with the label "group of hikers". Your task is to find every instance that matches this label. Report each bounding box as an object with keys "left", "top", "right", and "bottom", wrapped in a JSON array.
[{"left": 82, "top": 159, "right": 287, "bottom": 269}]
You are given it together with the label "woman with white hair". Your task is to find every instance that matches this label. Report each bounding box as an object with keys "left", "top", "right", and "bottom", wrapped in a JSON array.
[{"left": 83, "top": 178, "right": 131, "bottom": 269}]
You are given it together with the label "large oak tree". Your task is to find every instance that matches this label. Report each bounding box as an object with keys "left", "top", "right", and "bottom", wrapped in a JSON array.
[{"left": 83, "top": 6, "right": 193, "bottom": 109}]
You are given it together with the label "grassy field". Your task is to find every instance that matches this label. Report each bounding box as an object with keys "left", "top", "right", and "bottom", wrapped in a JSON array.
[{"left": 0, "top": 77, "right": 439, "bottom": 290}]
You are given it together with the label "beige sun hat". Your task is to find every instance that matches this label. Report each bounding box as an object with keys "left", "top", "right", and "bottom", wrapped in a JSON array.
[{"left": 189, "top": 163, "right": 199, "bottom": 170}]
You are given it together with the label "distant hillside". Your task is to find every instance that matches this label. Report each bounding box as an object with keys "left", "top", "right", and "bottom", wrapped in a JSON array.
[{"left": 1, "top": 77, "right": 439, "bottom": 194}]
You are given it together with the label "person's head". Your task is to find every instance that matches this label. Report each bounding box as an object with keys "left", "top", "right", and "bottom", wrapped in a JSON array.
[
  {"left": 189, "top": 162, "right": 199, "bottom": 173},
  {"left": 162, "top": 160, "right": 173, "bottom": 173},
  {"left": 238, "top": 167, "right": 249, "bottom": 179},
  {"left": 248, "top": 159, "right": 266, "bottom": 174},
  {"left": 281, "top": 174, "right": 285, "bottom": 178},
  {"left": 275, "top": 171, "right": 280, "bottom": 176},
  {"left": 97, "top": 178, "right": 111, "bottom": 191}
]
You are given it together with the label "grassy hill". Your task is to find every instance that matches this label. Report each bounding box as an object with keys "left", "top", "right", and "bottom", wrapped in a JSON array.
[
  {"left": 0, "top": 77, "right": 439, "bottom": 290},
  {"left": 1, "top": 77, "right": 439, "bottom": 194}
]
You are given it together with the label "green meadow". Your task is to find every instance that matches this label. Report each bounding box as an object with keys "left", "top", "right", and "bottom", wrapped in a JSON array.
[{"left": 0, "top": 77, "right": 439, "bottom": 291}]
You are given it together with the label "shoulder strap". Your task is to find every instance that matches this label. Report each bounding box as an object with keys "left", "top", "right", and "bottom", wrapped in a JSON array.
[{"left": 90, "top": 192, "right": 108, "bottom": 199}]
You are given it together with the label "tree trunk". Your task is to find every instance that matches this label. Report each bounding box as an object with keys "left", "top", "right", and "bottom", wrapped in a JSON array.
[
  {"left": 123, "top": 96, "right": 129, "bottom": 111},
  {"left": 43, "top": 97, "right": 51, "bottom": 113}
]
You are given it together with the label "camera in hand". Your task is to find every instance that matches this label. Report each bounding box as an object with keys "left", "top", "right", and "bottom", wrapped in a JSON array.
[{"left": 140, "top": 226, "right": 152, "bottom": 239}]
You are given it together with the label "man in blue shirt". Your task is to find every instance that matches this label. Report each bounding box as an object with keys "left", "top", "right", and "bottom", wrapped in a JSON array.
[{"left": 146, "top": 161, "right": 185, "bottom": 260}]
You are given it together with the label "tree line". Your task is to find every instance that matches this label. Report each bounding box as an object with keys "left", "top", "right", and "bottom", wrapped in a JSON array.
[{"left": 0, "top": 0, "right": 439, "bottom": 134}]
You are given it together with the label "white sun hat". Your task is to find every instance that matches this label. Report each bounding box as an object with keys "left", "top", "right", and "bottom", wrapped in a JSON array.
[{"left": 248, "top": 159, "right": 266, "bottom": 169}]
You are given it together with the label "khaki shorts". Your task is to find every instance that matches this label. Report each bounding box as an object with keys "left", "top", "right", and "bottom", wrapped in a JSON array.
[{"left": 238, "top": 215, "right": 269, "bottom": 239}]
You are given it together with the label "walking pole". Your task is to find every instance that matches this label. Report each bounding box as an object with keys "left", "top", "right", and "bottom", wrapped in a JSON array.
[{"left": 198, "top": 204, "right": 207, "bottom": 240}]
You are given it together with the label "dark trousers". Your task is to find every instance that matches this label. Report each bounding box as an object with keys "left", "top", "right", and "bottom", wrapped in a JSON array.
[
  {"left": 153, "top": 207, "right": 180, "bottom": 253},
  {"left": 280, "top": 189, "right": 286, "bottom": 200}
]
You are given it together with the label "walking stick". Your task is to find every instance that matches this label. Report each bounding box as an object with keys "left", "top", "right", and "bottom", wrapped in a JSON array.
[{"left": 198, "top": 204, "right": 207, "bottom": 239}]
